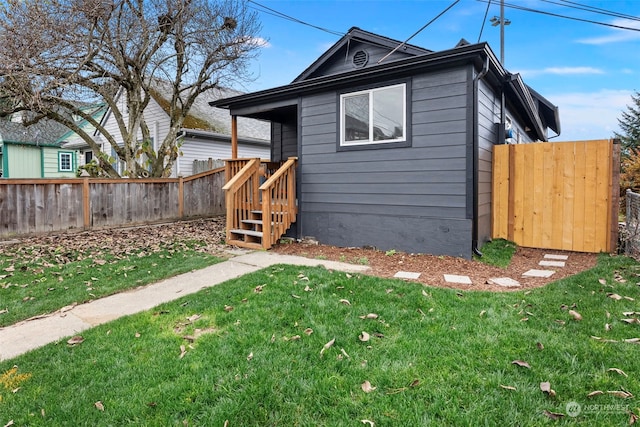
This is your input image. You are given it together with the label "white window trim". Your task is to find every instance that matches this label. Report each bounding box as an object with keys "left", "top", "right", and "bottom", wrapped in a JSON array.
[
  {"left": 58, "top": 152, "right": 74, "bottom": 172},
  {"left": 340, "top": 83, "right": 406, "bottom": 147}
]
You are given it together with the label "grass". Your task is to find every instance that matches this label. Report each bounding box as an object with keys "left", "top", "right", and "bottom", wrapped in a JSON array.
[
  {"left": 1, "top": 253, "right": 640, "bottom": 425},
  {"left": 477, "top": 238, "right": 518, "bottom": 268},
  {"left": 0, "top": 247, "right": 223, "bottom": 327}
]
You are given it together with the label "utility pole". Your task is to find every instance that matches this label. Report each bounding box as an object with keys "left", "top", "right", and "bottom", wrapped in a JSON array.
[{"left": 490, "top": 0, "right": 510, "bottom": 65}]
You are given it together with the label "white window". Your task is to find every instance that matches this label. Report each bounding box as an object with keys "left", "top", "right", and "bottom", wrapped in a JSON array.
[
  {"left": 340, "top": 83, "right": 406, "bottom": 146},
  {"left": 58, "top": 152, "right": 73, "bottom": 172}
]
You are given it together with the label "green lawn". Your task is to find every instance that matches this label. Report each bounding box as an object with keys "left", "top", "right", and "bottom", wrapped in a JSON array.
[
  {"left": 1, "top": 254, "right": 639, "bottom": 425},
  {"left": 0, "top": 244, "right": 223, "bottom": 327}
]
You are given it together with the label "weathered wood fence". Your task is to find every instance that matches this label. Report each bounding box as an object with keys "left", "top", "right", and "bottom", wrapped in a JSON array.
[
  {"left": 0, "top": 168, "right": 225, "bottom": 238},
  {"left": 492, "top": 139, "right": 619, "bottom": 253}
]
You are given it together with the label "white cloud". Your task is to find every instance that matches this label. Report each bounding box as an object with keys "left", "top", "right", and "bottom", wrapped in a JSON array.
[
  {"left": 548, "top": 89, "right": 633, "bottom": 140},
  {"left": 245, "top": 37, "right": 271, "bottom": 48},
  {"left": 517, "top": 67, "right": 605, "bottom": 77},
  {"left": 577, "top": 19, "right": 640, "bottom": 45}
]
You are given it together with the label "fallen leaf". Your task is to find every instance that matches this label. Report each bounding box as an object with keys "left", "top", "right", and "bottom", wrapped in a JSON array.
[
  {"left": 359, "top": 331, "right": 370, "bottom": 342},
  {"left": 409, "top": 379, "right": 420, "bottom": 387},
  {"left": 536, "top": 342, "right": 544, "bottom": 350},
  {"left": 587, "top": 390, "right": 604, "bottom": 398},
  {"left": 361, "top": 420, "right": 375, "bottom": 427},
  {"left": 621, "top": 318, "right": 639, "bottom": 324},
  {"left": 254, "top": 285, "right": 264, "bottom": 293},
  {"left": 4, "top": 421, "right": 14, "bottom": 427},
  {"left": 290, "top": 335, "right": 301, "bottom": 341},
  {"left": 624, "top": 296, "right": 635, "bottom": 301},
  {"left": 500, "top": 384, "right": 517, "bottom": 391},
  {"left": 247, "top": 352, "right": 254, "bottom": 361},
  {"left": 511, "top": 360, "right": 531, "bottom": 369},
  {"left": 320, "top": 338, "right": 335, "bottom": 356},
  {"left": 623, "top": 311, "right": 640, "bottom": 316},
  {"left": 605, "top": 323, "right": 611, "bottom": 331},
  {"left": 624, "top": 338, "right": 640, "bottom": 343},
  {"left": 187, "top": 314, "right": 201, "bottom": 323},
  {"left": 542, "top": 410, "right": 564, "bottom": 420},
  {"left": 359, "top": 313, "right": 379, "bottom": 320},
  {"left": 569, "top": 309, "right": 582, "bottom": 321},
  {"left": 4, "top": 265, "right": 15, "bottom": 272},
  {"left": 346, "top": 273, "right": 352, "bottom": 278},
  {"left": 555, "top": 320, "right": 566, "bottom": 325},
  {"left": 67, "top": 335, "right": 84, "bottom": 346},
  {"left": 0, "top": 309, "right": 7, "bottom": 315},
  {"left": 479, "top": 310, "right": 486, "bottom": 317},
  {"left": 598, "top": 278, "right": 607, "bottom": 285},
  {"left": 94, "top": 401, "right": 105, "bottom": 411},
  {"left": 608, "top": 368, "right": 628, "bottom": 377},
  {"left": 135, "top": 332, "right": 141, "bottom": 338},
  {"left": 591, "top": 336, "right": 619, "bottom": 343},
  {"left": 340, "top": 348, "right": 350, "bottom": 359},
  {"left": 179, "top": 345, "right": 187, "bottom": 359},
  {"left": 304, "top": 285, "right": 312, "bottom": 292},
  {"left": 361, "top": 380, "right": 376, "bottom": 393},
  {"left": 608, "top": 390, "right": 634, "bottom": 399},
  {"left": 630, "top": 411, "right": 639, "bottom": 425},
  {"left": 291, "top": 294, "right": 301, "bottom": 299},
  {"left": 540, "top": 381, "right": 556, "bottom": 397},
  {"left": 304, "top": 328, "right": 313, "bottom": 335},
  {"left": 422, "top": 289, "right": 430, "bottom": 297},
  {"left": 607, "top": 293, "right": 623, "bottom": 300},
  {"left": 339, "top": 299, "right": 351, "bottom": 306}
]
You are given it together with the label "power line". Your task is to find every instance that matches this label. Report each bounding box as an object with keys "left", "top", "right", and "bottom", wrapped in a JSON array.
[
  {"left": 477, "top": 0, "right": 640, "bottom": 32},
  {"left": 378, "top": 0, "right": 461, "bottom": 64},
  {"left": 557, "top": 0, "right": 640, "bottom": 22},
  {"left": 247, "top": 0, "right": 344, "bottom": 37},
  {"left": 477, "top": 0, "right": 493, "bottom": 43}
]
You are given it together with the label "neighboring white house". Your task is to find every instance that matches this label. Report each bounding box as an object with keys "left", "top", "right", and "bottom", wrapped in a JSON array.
[{"left": 70, "top": 82, "right": 270, "bottom": 177}]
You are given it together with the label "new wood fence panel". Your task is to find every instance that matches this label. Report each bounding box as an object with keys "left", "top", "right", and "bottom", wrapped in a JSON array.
[
  {"left": 0, "top": 168, "right": 225, "bottom": 238},
  {"left": 493, "top": 139, "right": 617, "bottom": 253}
]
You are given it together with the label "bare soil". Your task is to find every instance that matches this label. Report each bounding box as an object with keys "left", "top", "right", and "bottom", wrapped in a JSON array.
[
  {"left": 271, "top": 240, "right": 599, "bottom": 292},
  {"left": 1, "top": 217, "right": 599, "bottom": 292}
]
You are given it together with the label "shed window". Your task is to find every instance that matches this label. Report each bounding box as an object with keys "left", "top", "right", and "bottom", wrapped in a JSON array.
[
  {"left": 340, "top": 83, "right": 406, "bottom": 146},
  {"left": 58, "top": 152, "right": 73, "bottom": 172}
]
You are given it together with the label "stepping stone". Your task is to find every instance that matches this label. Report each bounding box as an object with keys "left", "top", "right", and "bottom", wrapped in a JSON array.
[
  {"left": 544, "top": 254, "right": 568, "bottom": 260},
  {"left": 539, "top": 260, "right": 566, "bottom": 268},
  {"left": 522, "top": 269, "right": 555, "bottom": 278},
  {"left": 487, "top": 277, "right": 521, "bottom": 288},
  {"left": 394, "top": 271, "right": 421, "bottom": 280},
  {"left": 444, "top": 274, "right": 472, "bottom": 285}
]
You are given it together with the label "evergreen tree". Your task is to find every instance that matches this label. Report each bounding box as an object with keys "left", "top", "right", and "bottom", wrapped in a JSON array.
[{"left": 615, "top": 90, "right": 640, "bottom": 154}]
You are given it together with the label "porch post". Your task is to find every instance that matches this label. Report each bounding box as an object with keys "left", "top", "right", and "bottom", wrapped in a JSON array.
[{"left": 231, "top": 115, "right": 238, "bottom": 159}]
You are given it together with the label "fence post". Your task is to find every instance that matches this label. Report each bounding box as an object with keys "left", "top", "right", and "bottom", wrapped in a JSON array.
[
  {"left": 82, "top": 178, "right": 90, "bottom": 229},
  {"left": 178, "top": 176, "right": 184, "bottom": 219}
]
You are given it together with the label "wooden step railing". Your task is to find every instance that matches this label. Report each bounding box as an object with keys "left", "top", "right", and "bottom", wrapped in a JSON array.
[
  {"left": 223, "top": 157, "right": 297, "bottom": 249},
  {"left": 222, "top": 158, "right": 262, "bottom": 249},
  {"left": 260, "top": 157, "right": 297, "bottom": 249}
]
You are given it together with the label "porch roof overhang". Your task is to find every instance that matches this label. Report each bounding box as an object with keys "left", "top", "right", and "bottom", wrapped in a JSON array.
[
  {"left": 211, "top": 42, "right": 555, "bottom": 142},
  {"left": 181, "top": 127, "right": 270, "bottom": 147}
]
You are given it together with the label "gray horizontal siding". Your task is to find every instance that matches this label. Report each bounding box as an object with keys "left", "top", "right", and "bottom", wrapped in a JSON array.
[{"left": 298, "top": 65, "right": 473, "bottom": 257}]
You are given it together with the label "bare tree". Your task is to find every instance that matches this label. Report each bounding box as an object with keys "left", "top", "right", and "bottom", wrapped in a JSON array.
[{"left": 0, "top": 0, "right": 261, "bottom": 177}]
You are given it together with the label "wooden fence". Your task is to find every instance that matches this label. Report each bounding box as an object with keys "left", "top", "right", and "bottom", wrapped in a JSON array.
[
  {"left": 492, "top": 139, "right": 619, "bottom": 253},
  {"left": 0, "top": 168, "right": 225, "bottom": 238}
]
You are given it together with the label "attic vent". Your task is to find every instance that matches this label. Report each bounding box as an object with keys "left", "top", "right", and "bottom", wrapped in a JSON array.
[{"left": 352, "top": 50, "right": 369, "bottom": 68}]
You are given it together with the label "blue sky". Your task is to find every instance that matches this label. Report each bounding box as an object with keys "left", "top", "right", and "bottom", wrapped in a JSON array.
[{"left": 241, "top": 0, "right": 640, "bottom": 141}]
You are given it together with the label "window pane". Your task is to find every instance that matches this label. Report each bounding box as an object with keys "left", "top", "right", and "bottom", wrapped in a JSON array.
[
  {"left": 372, "top": 86, "right": 404, "bottom": 141},
  {"left": 344, "top": 94, "right": 369, "bottom": 142},
  {"left": 60, "top": 153, "right": 71, "bottom": 171}
]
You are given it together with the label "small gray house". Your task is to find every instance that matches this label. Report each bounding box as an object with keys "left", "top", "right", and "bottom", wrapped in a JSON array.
[{"left": 211, "top": 27, "right": 560, "bottom": 259}]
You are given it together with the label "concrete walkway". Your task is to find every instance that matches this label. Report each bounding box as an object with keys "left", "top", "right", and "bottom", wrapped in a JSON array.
[{"left": 0, "top": 252, "right": 371, "bottom": 362}]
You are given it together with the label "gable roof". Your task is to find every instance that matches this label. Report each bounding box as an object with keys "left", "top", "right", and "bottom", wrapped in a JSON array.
[
  {"left": 294, "top": 27, "right": 431, "bottom": 82},
  {"left": 58, "top": 103, "right": 108, "bottom": 149},
  {"left": 0, "top": 112, "right": 68, "bottom": 145},
  {"left": 148, "top": 81, "right": 270, "bottom": 141},
  {"left": 212, "top": 30, "right": 560, "bottom": 142}
]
